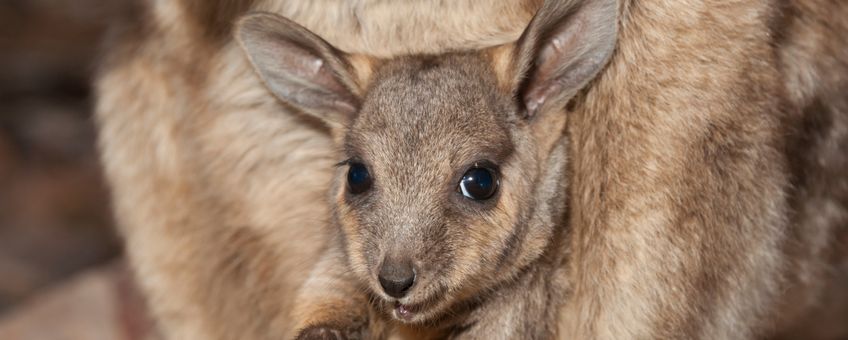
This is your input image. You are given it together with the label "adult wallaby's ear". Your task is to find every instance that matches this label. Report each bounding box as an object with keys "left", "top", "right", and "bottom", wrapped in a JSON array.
[
  {"left": 514, "top": 0, "right": 618, "bottom": 118},
  {"left": 236, "top": 12, "right": 367, "bottom": 127}
]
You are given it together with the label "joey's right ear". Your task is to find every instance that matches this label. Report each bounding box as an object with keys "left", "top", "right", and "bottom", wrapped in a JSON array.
[
  {"left": 236, "top": 12, "right": 373, "bottom": 128},
  {"left": 510, "top": 0, "right": 618, "bottom": 119}
]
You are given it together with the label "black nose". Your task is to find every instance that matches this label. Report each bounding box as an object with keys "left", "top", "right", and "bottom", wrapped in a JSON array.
[{"left": 378, "top": 259, "right": 416, "bottom": 298}]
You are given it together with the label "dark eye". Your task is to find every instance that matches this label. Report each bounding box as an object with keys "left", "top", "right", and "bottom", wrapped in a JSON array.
[
  {"left": 347, "top": 162, "right": 372, "bottom": 194},
  {"left": 459, "top": 167, "right": 499, "bottom": 200}
]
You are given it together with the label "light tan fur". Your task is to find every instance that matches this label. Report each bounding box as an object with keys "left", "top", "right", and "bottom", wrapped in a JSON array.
[
  {"left": 557, "top": 0, "right": 848, "bottom": 338},
  {"left": 95, "top": 0, "right": 848, "bottom": 339},
  {"left": 96, "top": 1, "right": 537, "bottom": 339}
]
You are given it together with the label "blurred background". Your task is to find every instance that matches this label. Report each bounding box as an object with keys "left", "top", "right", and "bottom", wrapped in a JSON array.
[
  {"left": 0, "top": 1, "right": 148, "bottom": 337},
  {"left": 0, "top": 1, "right": 844, "bottom": 339}
]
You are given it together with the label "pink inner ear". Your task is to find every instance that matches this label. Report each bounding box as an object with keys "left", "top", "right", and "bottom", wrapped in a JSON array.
[
  {"left": 270, "top": 40, "right": 350, "bottom": 96},
  {"left": 524, "top": 38, "right": 569, "bottom": 117},
  {"left": 524, "top": 81, "right": 562, "bottom": 118},
  {"left": 522, "top": 13, "right": 589, "bottom": 118}
]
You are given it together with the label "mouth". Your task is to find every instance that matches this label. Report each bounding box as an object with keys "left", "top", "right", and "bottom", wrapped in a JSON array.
[
  {"left": 383, "top": 287, "right": 448, "bottom": 323},
  {"left": 394, "top": 301, "right": 416, "bottom": 321},
  {"left": 368, "top": 271, "right": 453, "bottom": 323}
]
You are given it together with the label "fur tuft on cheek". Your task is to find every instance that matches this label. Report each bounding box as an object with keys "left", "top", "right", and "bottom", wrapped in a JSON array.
[
  {"left": 334, "top": 195, "right": 372, "bottom": 279},
  {"left": 447, "top": 155, "right": 538, "bottom": 293}
]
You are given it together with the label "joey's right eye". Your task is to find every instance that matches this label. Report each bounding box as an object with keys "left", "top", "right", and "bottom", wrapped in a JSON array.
[
  {"left": 347, "top": 162, "right": 372, "bottom": 194},
  {"left": 459, "top": 166, "right": 499, "bottom": 201}
]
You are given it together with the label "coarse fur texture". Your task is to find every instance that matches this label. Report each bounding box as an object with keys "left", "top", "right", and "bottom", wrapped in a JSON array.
[
  {"left": 555, "top": 0, "right": 848, "bottom": 338},
  {"left": 95, "top": 0, "right": 848, "bottom": 339},
  {"left": 96, "top": 1, "right": 539, "bottom": 339},
  {"left": 235, "top": 0, "right": 616, "bottom": 337}
]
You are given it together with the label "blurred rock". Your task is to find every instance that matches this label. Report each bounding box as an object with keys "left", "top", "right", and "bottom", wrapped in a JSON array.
[
  {"left": 0, "top": 0, "right": 125, "bottom": 99},
  {"left": 0, "top": 262, "right": 160, "bottom": 340},
  {"left": 0, "top": 0, "right": 128, "bottom": 313}
]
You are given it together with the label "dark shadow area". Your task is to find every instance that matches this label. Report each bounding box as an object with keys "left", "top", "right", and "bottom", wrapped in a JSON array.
[{"left": 0, "top": 0, "right": 130, "bottom": 315}]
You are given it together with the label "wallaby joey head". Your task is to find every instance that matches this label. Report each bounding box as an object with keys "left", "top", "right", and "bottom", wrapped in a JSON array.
[{"left": 236, "top": 0, "right": 616, "bottom": 327}]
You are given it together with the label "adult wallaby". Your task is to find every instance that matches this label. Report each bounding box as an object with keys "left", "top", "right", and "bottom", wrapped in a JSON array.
[{"left": 96, "top": 0, "right": 848, "bottom": 339}]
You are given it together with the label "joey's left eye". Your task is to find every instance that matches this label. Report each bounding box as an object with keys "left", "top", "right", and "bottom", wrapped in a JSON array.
[
  {"left": 459, "top": 166, "right": 499, "bottom": 200},
  {"left": 347, "top": 162, "right": 372, "bottom": 194}
]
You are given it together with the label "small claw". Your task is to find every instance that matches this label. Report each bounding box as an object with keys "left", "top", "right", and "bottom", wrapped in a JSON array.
[{"left": 296, "top": 325, "right": 347, "bottom": 340}]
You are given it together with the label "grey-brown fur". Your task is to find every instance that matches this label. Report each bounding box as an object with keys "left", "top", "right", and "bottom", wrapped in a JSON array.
[
  {"left": 340, "top": 54, "right": 566, "bottom": 338},
  {"left": 94, "top": 1, "right": 537, "bottom": 338},
  {"left": 236, "top": 1, "right": 616, "bottom": 337},
  {"left": 94, "top": 0, "right": 848, "bottom": 338}
]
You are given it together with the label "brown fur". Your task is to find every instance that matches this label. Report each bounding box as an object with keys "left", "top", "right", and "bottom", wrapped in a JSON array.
[
  {"left": 234, "top": 1, "right": 616, "bottom": 336},
  {"left": 95, "top": 0, "right": 848, "bottom": 339},
  {"left": 95, "top": 1, "right": 537, "bottom": 339},
  {"left": 558, "top": 0, "right": 848, "bottom": 338}
]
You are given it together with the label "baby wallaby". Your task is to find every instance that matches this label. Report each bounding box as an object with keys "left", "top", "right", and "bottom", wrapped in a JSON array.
[{"left": 236, "top": 0, "right": 616, "bottom": 338}]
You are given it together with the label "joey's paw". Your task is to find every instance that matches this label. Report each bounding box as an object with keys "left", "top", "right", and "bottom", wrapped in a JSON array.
[{"left": 295, "top": 325, "right": 349, "bottom": 340}]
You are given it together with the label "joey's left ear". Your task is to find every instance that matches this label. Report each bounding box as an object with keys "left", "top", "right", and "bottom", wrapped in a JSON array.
[
  {"left": 236, "top": 12, "right": 376, "bottom": 129},
  {"left": 513, "top": 0, "right": 618, "bottom": 118}
]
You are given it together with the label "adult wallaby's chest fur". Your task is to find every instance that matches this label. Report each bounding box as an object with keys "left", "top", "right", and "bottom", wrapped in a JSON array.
[{"left": 96, "top": 0, "right": 848, "bottom": 339}]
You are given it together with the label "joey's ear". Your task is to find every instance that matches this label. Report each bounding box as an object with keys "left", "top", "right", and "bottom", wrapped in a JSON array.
[
  {"left": 236, "top": 12, "right": 372, "bottom": 127},
  {"left": 513, "top": 0, "right": 618, "bottom": 118}
]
